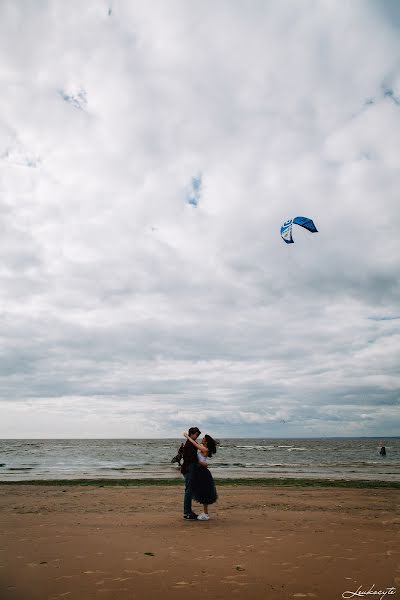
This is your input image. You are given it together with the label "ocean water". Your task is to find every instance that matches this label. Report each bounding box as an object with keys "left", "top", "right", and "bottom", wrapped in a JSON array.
[{"left": 0, "top": 438, "right": 399, "bottom": 482}]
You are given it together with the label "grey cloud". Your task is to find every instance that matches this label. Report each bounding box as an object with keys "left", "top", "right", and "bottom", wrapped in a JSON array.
[{"left": 0, "top": 1, "right": 399, "bottom": 437}]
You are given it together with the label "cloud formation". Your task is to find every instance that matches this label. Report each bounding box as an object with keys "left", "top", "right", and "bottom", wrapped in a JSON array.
[{"left": 0, "top": 0, "right": 399, "bottom": 437}]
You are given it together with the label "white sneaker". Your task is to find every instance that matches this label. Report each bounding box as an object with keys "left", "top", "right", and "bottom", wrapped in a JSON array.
[{"left": 197, "top": 513, "right": 210, "bottom": 520}]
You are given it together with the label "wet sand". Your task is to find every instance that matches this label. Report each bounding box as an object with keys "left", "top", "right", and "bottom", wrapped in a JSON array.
[{"left": 0, "top": 484, "right": 399, "bottom": 599}]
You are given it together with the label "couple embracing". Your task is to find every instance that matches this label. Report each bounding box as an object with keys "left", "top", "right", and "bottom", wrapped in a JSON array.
[{"left": 181, "top": 427, "right": 218, "bottom": 521}]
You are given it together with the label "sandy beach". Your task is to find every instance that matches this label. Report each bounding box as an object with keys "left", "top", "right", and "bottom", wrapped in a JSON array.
[{"left": 0, "top": 483, "right": 399, "bottom": 600}]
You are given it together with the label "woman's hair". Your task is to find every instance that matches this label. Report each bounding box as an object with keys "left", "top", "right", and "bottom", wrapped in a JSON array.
[{"left": 205, "top": 434, "right": 217, "bottom": 457}]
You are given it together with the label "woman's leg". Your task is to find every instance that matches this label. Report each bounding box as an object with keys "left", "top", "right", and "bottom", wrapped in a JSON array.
[{"left": 203, "top": 503, "right": 208, "bottom": 515}]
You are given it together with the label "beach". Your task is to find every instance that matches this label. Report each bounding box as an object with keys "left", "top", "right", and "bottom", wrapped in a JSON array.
[{"left": 1, "top": 482, "right": 399, "bottom": 599}]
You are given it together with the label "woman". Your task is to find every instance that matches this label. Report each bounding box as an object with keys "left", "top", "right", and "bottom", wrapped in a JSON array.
[{"left": 183, "top": 432, "right": 218, "bottom": 520}]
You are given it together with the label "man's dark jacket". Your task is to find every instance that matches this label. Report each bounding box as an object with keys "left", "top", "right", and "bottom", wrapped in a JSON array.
[{"left": 180, "top": 439, "right": 198, "bottom": 474}]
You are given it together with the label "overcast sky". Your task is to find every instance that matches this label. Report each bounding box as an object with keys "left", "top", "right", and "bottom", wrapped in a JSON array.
[{"left": 0, "top": 1, "right": 399, "bottom": 438}]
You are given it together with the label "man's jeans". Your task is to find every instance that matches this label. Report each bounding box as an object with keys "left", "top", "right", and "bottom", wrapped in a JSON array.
[{"left": 183, "top": 463, "right": 197, "bottom": 514}]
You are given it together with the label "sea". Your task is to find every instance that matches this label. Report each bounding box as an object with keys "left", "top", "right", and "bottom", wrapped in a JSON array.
[{"left": 0, "top": 438, "right": 399, "bottom": 482}]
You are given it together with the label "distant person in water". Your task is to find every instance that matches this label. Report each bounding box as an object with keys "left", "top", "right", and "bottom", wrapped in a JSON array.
[
  {"left": 380, "top": 445, "right": 386, "bottom": 457},
  {"left": 183, "top": 431, "right": 218, "bottom": 521}
]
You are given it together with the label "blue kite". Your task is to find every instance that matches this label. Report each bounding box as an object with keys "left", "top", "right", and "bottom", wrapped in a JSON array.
[{"left": 280, "top": 216, "right": 318, "bottom": 244}]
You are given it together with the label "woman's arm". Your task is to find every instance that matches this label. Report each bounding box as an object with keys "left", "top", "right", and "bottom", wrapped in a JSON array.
[{"left": 183, "top": 432, "right": 207, "bottom": 453}]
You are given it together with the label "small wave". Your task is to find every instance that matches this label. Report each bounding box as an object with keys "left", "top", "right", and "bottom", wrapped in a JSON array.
[
  {"left": 263, "top": 463, "right": 305, "bottom": 468},
  {"left": 109, "top": 468, "right": 133, "bottom": 471},
  {"left": 108, "top": 466, "right": 154, "bottom": 471},
  {"left": 317, "top": 461, "right": 400, "bottom": 468},
  {"left": 7, "top": 467, "right": 33, "bottom": 471},
  {"left": 235, "top": 445, "right": 275, "bottom": 450},
  {"left": 215, "top": 463, "right": 247, "bottom": 468},
  {"left": 100, "top": 462, "right": 154, "bottom": 470},
  {"left": 229, "top": 462, "right": 247, "bottom": 467}
]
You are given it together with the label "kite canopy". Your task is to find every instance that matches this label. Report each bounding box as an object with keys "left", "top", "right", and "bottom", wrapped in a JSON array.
[{"left": 280, "top": 216, "right": 318, "bottom": 244}]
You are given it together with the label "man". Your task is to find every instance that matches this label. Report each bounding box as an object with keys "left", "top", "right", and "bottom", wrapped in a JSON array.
[{"left": 181, "top": 427, "right": 201, "bottom": 520}]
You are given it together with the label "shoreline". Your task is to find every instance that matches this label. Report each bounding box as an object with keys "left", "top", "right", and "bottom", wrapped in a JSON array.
[{"left": 0, "top": 476, "right": 399, "bottom": 488}]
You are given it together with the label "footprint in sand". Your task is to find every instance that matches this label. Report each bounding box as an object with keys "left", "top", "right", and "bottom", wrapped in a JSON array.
[
  {"left": 97, "top": 589, "right": 129, "bottom": 593},
  {"left": 124, "top": 569, "right": 168, "bottom": 576},
  {"left": 222, "top": 575, "right": 249, "bottom": 587},
  {"left": 82, "top": 570, "right": 107, "bottom": 575},
  {"left": 194, "top": 554, "right": 226, "bottom": 561},
  {"left": 173, "top": 581, "right": 198, "bottom": 588}
]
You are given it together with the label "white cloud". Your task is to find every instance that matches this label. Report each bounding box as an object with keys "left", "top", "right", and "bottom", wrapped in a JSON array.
[{"left": 0, "top": 0, "right": 399, "bottom": 437}]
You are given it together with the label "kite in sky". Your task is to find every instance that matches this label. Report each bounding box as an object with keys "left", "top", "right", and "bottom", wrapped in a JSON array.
[{"left": 280, "top": 217, "right": 318, "bottom": 244}]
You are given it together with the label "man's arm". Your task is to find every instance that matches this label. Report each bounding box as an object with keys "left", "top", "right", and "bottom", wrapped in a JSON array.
[{"left": 183, "top": 432, "right": 207, "bottom": 453}]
